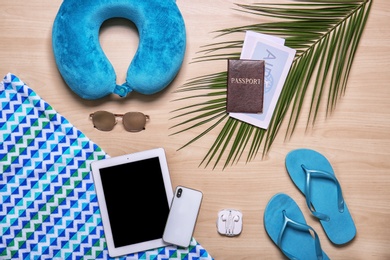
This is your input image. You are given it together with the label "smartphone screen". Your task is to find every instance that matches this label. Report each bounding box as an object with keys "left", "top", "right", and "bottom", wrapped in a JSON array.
[{"left": 163, "top": 186, "right": 203, "bottom": 247}]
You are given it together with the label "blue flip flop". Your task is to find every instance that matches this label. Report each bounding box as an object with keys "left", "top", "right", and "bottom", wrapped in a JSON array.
[
  {"left": 264, "top": 193, "right": 330, "bottom": 260},
  {"left": 285, "top": 148, "right": 356, "bottom": 245}
]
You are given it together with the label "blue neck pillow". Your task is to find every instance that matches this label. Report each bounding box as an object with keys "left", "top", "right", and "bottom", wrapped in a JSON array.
[{"left": 52, "top": 0, "right": 186, "bottom": 100}]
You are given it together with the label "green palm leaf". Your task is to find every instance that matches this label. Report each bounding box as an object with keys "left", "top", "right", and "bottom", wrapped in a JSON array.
[{"left": 170, "top": 0, "right": 372, "bottom": 169}]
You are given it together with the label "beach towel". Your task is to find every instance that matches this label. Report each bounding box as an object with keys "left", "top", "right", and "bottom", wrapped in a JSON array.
[{"left": 0, "top": 73, "right": 213, "bottom": 260}]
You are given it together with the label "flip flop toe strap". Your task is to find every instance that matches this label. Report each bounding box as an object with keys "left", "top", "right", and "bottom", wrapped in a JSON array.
[
  {"left": 301, "top": 164, "right": 345, "bottom": 221},
  {"left": 278, "top": 210, "right": 324, "bottom": 260}
]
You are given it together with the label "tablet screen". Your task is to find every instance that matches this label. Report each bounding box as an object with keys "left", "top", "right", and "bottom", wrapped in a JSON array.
[{"left": 99, "top": 157, "right": 170, "bottom": 248}]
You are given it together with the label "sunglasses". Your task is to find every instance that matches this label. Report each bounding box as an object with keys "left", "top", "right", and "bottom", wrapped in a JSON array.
[{"left": 90, "top": 111, "right": 150, "bottom": 132}]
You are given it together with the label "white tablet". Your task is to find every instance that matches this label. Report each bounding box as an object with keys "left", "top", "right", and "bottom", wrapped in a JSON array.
[{"left": 90, "top": 148, "right": 173, "bottom": 257}]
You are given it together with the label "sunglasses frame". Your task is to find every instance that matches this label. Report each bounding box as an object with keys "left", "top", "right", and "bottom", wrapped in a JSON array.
[{"left": 90, "top": 111, "right": 150, "bottom": 132}]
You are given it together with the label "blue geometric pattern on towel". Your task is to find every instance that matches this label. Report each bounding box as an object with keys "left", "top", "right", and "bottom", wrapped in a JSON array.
[{"left": 0, "top": 73, "right": 213, "bottom": 260}]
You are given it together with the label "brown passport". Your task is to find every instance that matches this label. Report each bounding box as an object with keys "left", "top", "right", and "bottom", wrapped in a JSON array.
[{"left": 226, "top": 59, "right": 265, "bottom": 113}]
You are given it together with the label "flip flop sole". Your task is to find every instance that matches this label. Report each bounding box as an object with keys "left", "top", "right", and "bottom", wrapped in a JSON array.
[
  {"left": 285, "top": 148, "right": 356, "bottom": 245},
  {"left": 264, "top": 193, "right": 329, "bottom": 260}
]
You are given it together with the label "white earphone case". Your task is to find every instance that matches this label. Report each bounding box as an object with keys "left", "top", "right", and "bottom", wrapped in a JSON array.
[{"left": 217, "top": 209, "right": 243, "bottom": 237}]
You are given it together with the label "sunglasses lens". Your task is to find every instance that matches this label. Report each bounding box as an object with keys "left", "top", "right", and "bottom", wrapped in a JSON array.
[
  {"left": 123, "top": 112, "right": 147, "bottom": 132},
  {"left": 91, "top": 111, "right": 116, "bottom": 131}
]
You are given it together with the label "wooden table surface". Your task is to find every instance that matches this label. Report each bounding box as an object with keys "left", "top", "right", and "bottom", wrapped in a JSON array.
[{"left": 1, "top": 0, "right": 389, "bottom": 259}]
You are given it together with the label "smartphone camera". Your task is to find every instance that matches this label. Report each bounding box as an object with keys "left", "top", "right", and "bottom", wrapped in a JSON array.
[{"left": 177, "top": 188, "right": 183, "bottom": 198}]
